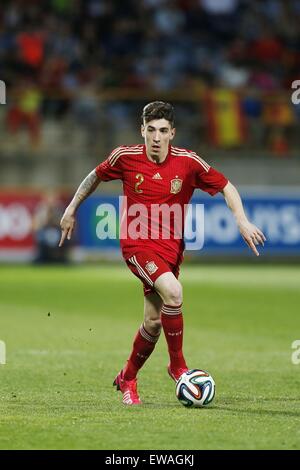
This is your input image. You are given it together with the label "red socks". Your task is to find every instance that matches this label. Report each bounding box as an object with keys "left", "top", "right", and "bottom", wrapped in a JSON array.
[
  {"left": 161, "top": 304, "right": 187, "bottom": 370},
  {"left": 122, "top": 304, "right": 187, "bottom": 381},
  {"left": 123, "top": 324, "right": 160, "bottom": 380}
]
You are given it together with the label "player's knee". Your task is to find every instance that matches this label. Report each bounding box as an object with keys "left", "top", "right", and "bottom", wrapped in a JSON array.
[
  {"left": 144, "top": 318, "right": 161, "bottom": 336},
  {"left": 164, "top": 282, "right": 183, "bottom": 306}
]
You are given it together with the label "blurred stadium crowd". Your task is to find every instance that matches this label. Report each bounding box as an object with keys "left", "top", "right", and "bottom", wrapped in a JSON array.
[{"left": 0, "top": 0, "right": 300, "bottom": 161}]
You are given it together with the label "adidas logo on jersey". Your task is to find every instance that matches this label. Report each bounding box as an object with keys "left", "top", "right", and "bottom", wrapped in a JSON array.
[{"left": 152, "top": 173, "right": 162, "bottom": 180}]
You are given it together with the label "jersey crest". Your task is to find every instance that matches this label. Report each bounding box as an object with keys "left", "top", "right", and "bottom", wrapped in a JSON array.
[
  {"left": 145, "top": 261, "right": 158, "bottom": 275},
  {"left": 170, "top": 178, "right": 183, "bottom": 194}
]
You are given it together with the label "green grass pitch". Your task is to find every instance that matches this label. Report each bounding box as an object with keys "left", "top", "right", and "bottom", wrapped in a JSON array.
[{"left": 0, "top": 263, "right": 300, "bottom": 450}]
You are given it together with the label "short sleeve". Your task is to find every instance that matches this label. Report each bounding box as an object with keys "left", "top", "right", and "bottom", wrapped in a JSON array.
[
  {"left": 191, "top": 154, "right": 228, "bottom": 196},
  {"left": 95, "top": 147, "right": 124, "bottom": 181}
]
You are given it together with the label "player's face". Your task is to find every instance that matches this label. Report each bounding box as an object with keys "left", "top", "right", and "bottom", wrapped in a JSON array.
[{"left": 141, "top": 119, "right": 175, "bottom": 162}]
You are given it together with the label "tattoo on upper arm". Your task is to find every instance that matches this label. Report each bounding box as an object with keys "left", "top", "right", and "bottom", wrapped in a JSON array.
[
  {"left": 75, "top": 171, "right": 99, "bottom": 203},
  {"left": 81, "top": 171, "right": 98, "bottom": 192}
]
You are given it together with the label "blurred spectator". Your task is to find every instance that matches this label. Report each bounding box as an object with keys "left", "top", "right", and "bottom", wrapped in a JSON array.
[
  {"left": 17, "top": 25, "right": 45, "bottom": 70},
  {"left": 263, "top": 95, "right": 295, "bottom": 156},
  {"left": 6, "top": 78, "right": 42, "bottom": 147},
  {"left": 71, "top": 73, "right": 104, "bottom": 149},
  {"left": 219, "top": 63, "right": 250, "bottom": 88},
  {"left": 32, "top": 191, "right": 69, "bottom": 264},
  {"left": 242, "top": 89, "right": 263, "bottom": 147},
  {"left": 51, "top": 0, "right": 75, "bottom": 16},
  {"left": 250, "top": 29, "right": 284, "bottom": 64},
  {"left": 153, "top": 2, "right": 186, "bottom": 36},
  {"left": 200, "top": 0, "right": 239, "bottom": 15}
]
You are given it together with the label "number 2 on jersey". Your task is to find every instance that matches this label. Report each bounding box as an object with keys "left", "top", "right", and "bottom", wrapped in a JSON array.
[{"left": 135, "top": 173, "right": 144, "bottom": 193}]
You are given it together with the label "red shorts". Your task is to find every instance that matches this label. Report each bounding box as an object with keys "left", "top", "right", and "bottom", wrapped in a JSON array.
[{"left": 126, "top": 251, "right": 180, "bottom": 296}]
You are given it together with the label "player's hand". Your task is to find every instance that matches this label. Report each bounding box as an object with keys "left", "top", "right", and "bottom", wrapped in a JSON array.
[
  {"left": 238, "top": 220, "right": 266, "bottom": 256},
  {"left": 59, "top": 207, "right": 76, "bottom": 247}
]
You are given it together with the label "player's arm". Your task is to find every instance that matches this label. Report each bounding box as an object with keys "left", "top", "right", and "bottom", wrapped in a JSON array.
[
  {"left": 59, "top": 169, "right": 100, "bottom": 247},
  {"left": 222, "top": 181, "right": 266, "bottom": 256}
]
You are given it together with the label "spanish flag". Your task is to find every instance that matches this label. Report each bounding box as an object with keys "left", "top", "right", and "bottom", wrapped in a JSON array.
[{"left": 205, "top": 88, "right": 246, "bottom": 147}]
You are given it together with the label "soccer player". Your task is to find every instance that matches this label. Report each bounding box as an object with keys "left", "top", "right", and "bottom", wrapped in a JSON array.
[{"left": 59, "top": 101, "right": 266, "bottom": 405}]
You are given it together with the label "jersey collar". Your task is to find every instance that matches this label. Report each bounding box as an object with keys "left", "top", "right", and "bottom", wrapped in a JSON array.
[{"left": 143, "top": 144, "right": 171, "bottom": 166}]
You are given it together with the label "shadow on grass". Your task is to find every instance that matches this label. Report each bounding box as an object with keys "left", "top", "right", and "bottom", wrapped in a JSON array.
[
  {"left": 142, "top": 402, "right": 218, "bottom": 410},
  {"left": 142, "top": 396, "right": 300, "bottom": 418},
  {"left": 214, "top": 405, "right": 300, "bottom": 419}
]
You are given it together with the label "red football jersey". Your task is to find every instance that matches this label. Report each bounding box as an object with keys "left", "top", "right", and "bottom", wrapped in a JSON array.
[{"left": 95, "top": 144, "right": 228, "bottom": 265}]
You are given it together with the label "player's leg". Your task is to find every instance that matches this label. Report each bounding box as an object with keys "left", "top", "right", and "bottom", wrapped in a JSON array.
[
  {"left": 113, "top": 292, "right": 162, "bottom": 405},
  {"left": 154, "top": 272, "right": 188, "bottom": 381},
  {"left": 143, "top": 291, "right": 163, "bottom": 336},
  {"left": 122, "top": 292, "right": 162, "bottom": 381},
  {"left": 114, "top": 254, "right": 164, "bottom": 405}
]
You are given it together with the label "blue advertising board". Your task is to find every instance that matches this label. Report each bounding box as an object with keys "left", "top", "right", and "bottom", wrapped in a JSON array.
[{"left": 77, "top": 192, "right": 300, "bottom": 256}]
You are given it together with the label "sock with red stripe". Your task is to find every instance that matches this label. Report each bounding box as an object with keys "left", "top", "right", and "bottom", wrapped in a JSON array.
[
  {"left": 161, "top": 304, "right": 188, "bottom": 370},
  {"left": 123, "top": 324, "right": 160, "bottom": 380}
]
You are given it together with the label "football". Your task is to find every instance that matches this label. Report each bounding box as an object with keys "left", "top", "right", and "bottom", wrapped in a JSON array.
[{"left": 175, "top": 369, "right": 215, "bottom": 407}]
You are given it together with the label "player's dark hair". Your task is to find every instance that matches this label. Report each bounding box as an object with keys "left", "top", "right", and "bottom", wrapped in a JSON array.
[{"left": 142, "top": 101, "right": 175, "bottom": 128}]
